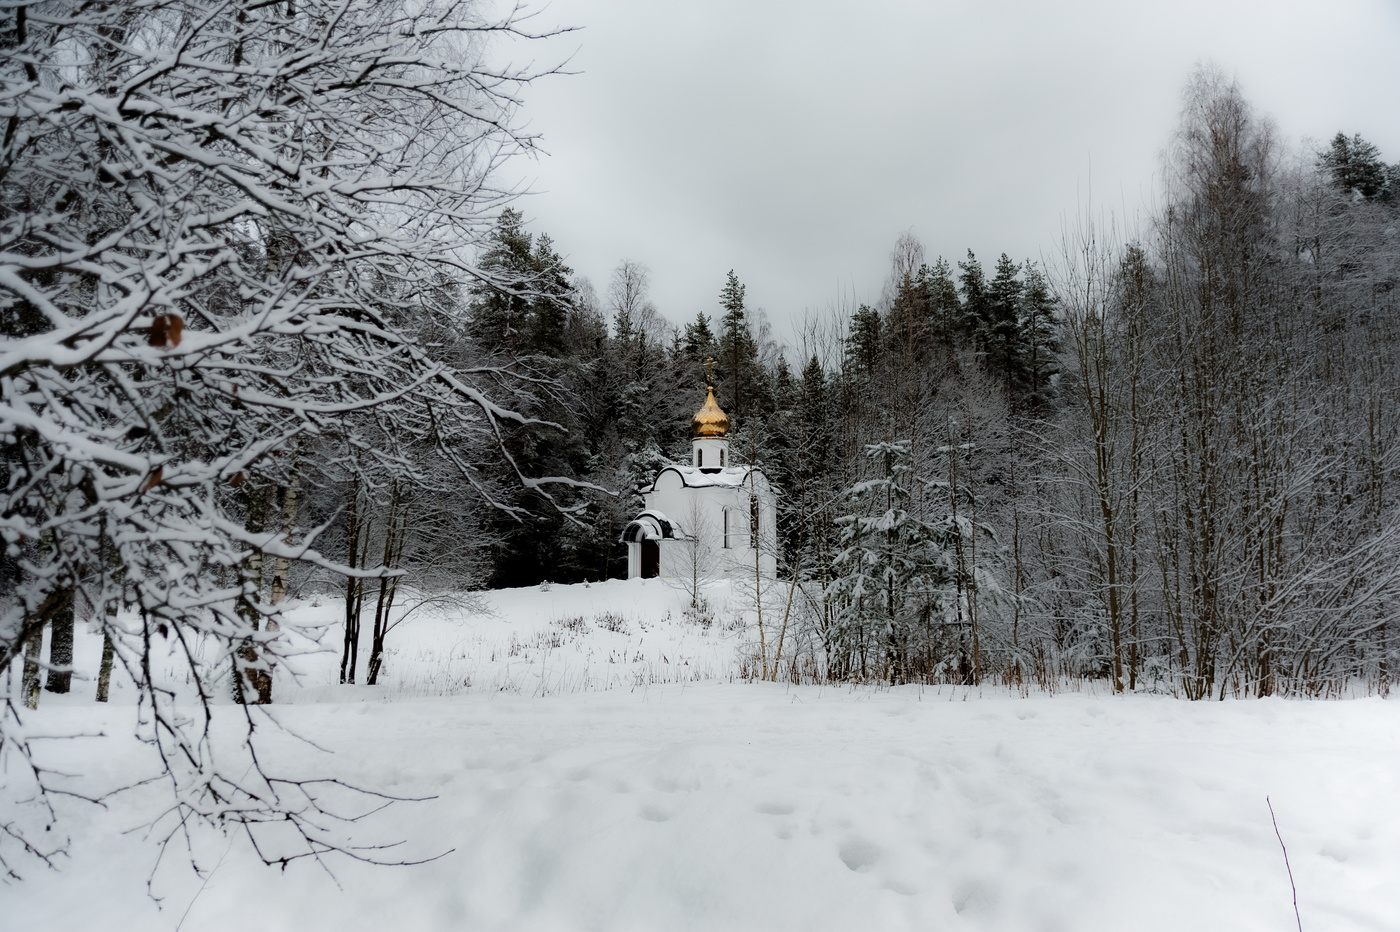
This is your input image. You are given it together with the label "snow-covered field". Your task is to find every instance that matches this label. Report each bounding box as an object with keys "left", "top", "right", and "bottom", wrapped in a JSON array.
[{"left": 7, "top": 579, "right": 1400, "bottom": 931}]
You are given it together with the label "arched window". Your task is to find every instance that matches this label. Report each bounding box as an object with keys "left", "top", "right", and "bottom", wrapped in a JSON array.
[
  {"left": 697, "top": 448, "right": 704, "bottom": 467},
  {"left": 720, "top": 449, "right": 725, "bottom": 467}
]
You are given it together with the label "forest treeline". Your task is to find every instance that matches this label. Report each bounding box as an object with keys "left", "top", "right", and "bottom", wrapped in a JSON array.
[
  {"left": 6, "top": 41, "right": 1398, "bottom": 730},
  {"left": 334, "top": 69, "right": 1400, "bottom": 698}
]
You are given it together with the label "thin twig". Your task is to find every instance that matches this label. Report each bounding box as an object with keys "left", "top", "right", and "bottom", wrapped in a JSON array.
[{"left": 1267, "top": 796, "right": 1303, "bottom": 932}]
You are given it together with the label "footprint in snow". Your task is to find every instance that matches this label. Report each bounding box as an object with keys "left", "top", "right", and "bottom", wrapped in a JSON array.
[
  {"left": 952, "top": 878, "right": 997, "bottom": 914},
  {"left": 640, "top": 804, "right": 672, "bottom": 822},
  {"left": 838, "top": 838, "right": 881, "bottom": 873}
]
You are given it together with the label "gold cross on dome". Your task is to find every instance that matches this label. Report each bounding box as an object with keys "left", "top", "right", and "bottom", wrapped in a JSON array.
[{"left": 704, "top": 356, "right": 716, "bottom": 387}]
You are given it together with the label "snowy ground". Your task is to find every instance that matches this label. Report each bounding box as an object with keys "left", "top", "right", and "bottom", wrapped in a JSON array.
[{"left": 7, "top": 579, "right": 1400, "bottom": 931}]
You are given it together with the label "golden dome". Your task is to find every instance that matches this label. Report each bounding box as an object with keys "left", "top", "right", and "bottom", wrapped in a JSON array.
[{"left": 691, "top": 386, "right": 730, "bottom": 438}]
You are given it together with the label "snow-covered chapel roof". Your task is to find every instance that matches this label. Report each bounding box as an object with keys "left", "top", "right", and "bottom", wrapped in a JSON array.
[
  {"left": 621, "top": 509, "right": 679, "bottom": 542},
  {"left": 648, "top": 464, "right": 765, "bottom": 491}
]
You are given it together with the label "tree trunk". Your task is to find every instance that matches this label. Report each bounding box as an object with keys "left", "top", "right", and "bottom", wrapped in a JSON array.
[
  {"left": 97, "top": 513, "right": 122, "bottom": 702},
  {"left": 340, "top": 481, "right": 364, "bottom": 684},
  {"left": 948, "top": 419, "right": 969, "bottom": 683},
  {"left": 236, "top": 485, "right": 273, "bottom": 704},
  {"left": 43, "top": 587, "right": 75, "bottom": 694},
  {"left": 21, "top": 623, "right": 43, "bottom": 709},
  {"left": 270, "top": 468, "right": 301, "bottom": 607},
  {"left": 95, "top": 631, "right": 115, "bottom": 702},
  {"left": 366, "top": 482, "right": 408, "bottom": 687},
  {"left": 1009, "top": 450, "right": 1023, "bottom": 686}
]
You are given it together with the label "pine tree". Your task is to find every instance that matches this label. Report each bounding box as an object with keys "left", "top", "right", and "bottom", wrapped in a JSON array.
[
  {"left": 717, "top": 271, "right": 759, "bottom": 422},
  {"left": 1319, "top": 132, "right": 1388, "bottom": 200},
  {"left": 719, "top": 270, "right": 747, "bottom": 319}
]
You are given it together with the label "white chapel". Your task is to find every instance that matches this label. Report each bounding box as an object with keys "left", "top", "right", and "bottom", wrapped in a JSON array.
[{"left": 622, "top": 380, "right": 777, "bottom": 580}]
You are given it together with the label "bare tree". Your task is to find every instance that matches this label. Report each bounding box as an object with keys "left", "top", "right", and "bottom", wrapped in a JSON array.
[
  {"left": 1036, "top": 65, "right": 1400, "bottom": 698},
  {"left": 0, "top": 0, "right": 573, "bottom": 879},
  {"left": 608, "top": 260, "right": 666, "bottom": 348},
  {"left": 1050, "top": 211, "right": 1156, "bottom": 692},
  {"left": 669, "top": 498, "right": 719, "bottom": 615}
]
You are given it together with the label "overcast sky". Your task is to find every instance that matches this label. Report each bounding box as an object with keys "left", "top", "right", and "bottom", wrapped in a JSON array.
[{"left": 501, "top": 0, "right": 1400, "bottom": 342}]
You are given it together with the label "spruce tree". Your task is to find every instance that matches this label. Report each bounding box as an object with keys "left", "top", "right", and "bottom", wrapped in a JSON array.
[
  {"left": 764, "top": 359, "right": 802, "bottom": 569},
  {"left": 957, "top": 250, "right": 990, "bottom": 347},
  {"left": 844, "top": 304, "right": 883, "bottom": 381},
  {"left": 468, "top": 208, "right": 534, "bottom": 353},
  {"left": 680, "top": 311, "right": 718, "bottom": 393},
  {"left": 926, "top": 258, "right": 963, "bottom": 360},
  {"left": 798, "top": 355, "right": 831, "bottom": 485},
  {"left": 826, "top": 441, "right": 954, "bottom": 682},
  {"left": 468, "top": 210, "right": 575, "bottom": 358},
  {"left": 986, "top": 253, "right": 1025, "bottom": 401},
  {"left": 466, "top": 211, "right": 592, "bottom": 586},
  {"left": 683, "top": 312, "right": 716, "bottom": 364},
  {"left": 527, "top": 234, "right": 574, "bottom": 357},
  {"left": 1017, "top": 263, "right": 1061, "bottom": 415}
]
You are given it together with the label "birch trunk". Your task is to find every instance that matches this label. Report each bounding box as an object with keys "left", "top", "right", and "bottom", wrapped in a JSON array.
[
  {"left": 20, "top": 624, "right": 43, "bottom": 710},
  {"left": 270, "top": 468, "right": 301, "bottom": 608}
]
